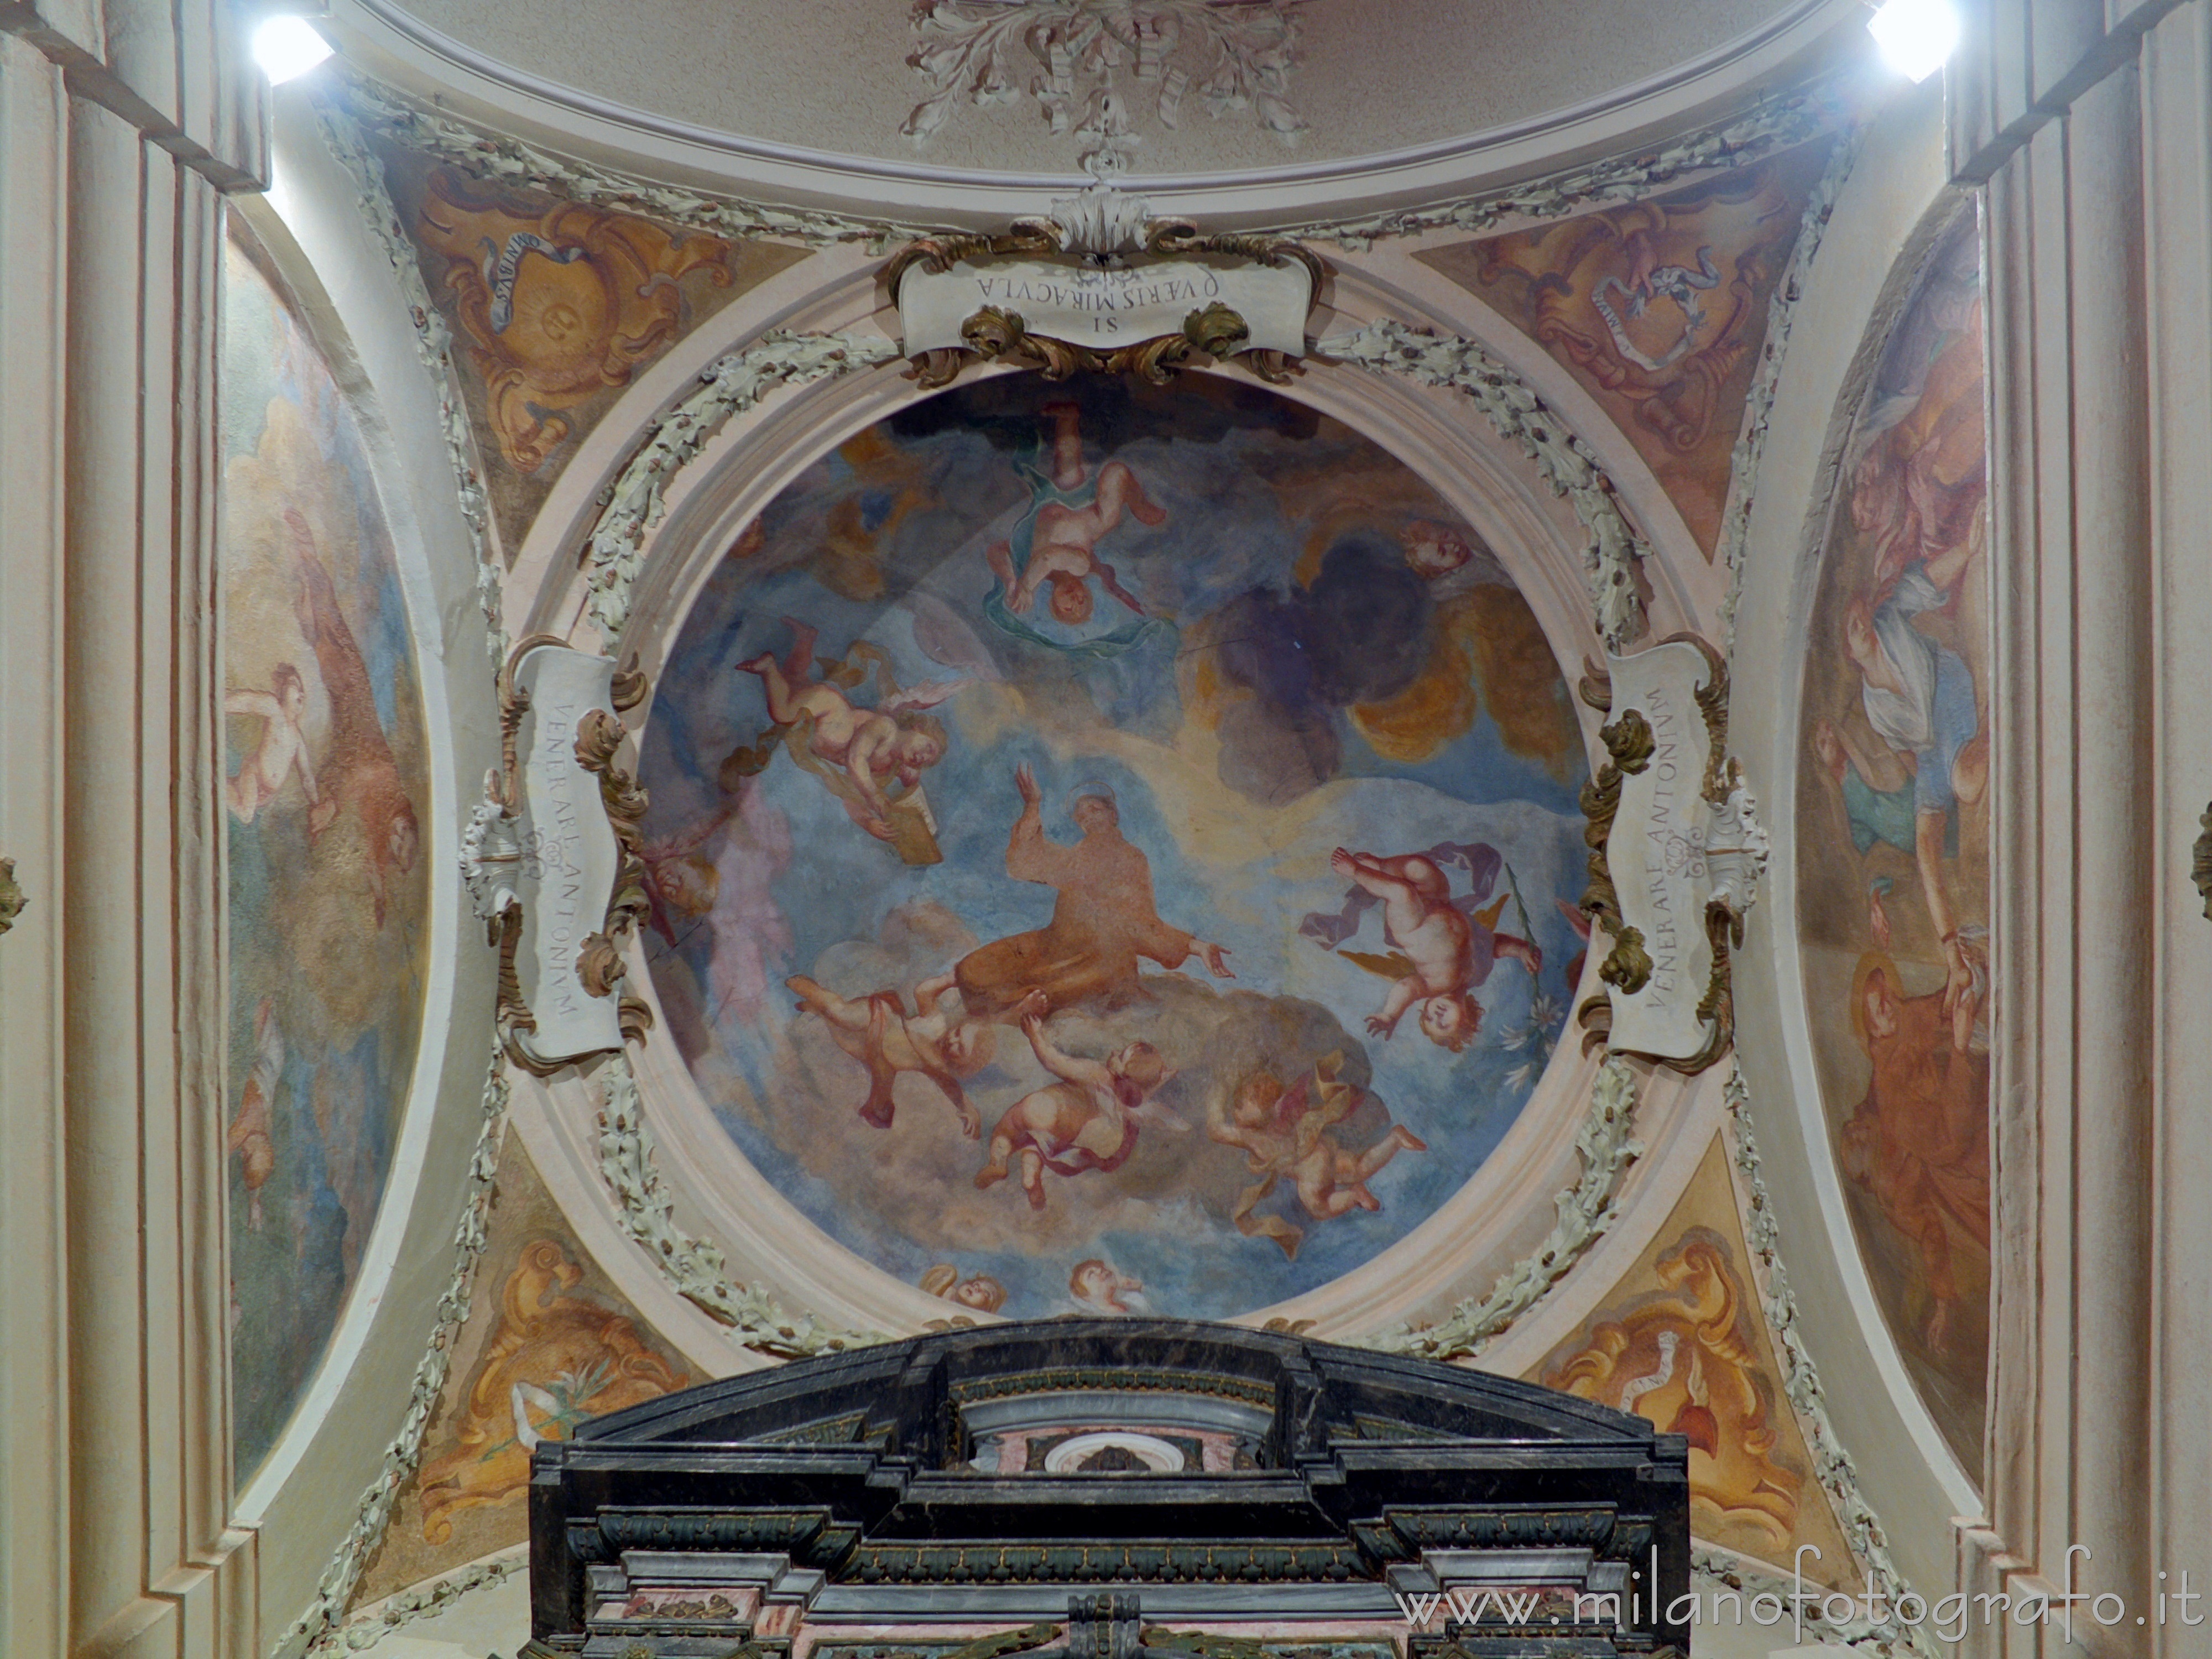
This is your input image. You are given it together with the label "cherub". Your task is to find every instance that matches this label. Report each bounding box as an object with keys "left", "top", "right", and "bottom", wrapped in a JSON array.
[
  {"left": 1313, "top": 845, "right": 1541, "bottom": 1051},
  {"left": 920, "top": 1264, "right": 1008, "bottom": 1314},
  {"left": 227, "top": 997, "right": 283, "bottom": 1232},
  {"left": 984, "top": 401, "right": 1163, "bottom": 627},
  {"left": 290, "top": 510, "right": 419, "bottom": 926},
  {"left": 737, "top": 620, "right": 963, "bottom": 848},
  {"left": 225, "top": 663, "right": 320, "bottom": 826},
  {"left": 975, "top": 995, "right": 1181, "bottom": 1211},
  {"left": 1208, "top": 1054, "right": 1427, "bottom": 1258},
  {"left": 788, "top": 974, "right": 996, "bottom": 1136},
  {"left": 1399, "top": 520, "right": 1475, "bottom": 580},
  {"left": 1068, "top": 1259, "right": 1146, "bottom": 1315}
]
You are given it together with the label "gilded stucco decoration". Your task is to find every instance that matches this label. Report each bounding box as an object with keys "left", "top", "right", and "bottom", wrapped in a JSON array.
[
  {"left": 904, "top": 0, "right": 1310, "bottom": 176},
  {"left": 1575, "top": 637, "right": 1768, "bottom": 1073},
  {"left": 0, "top": 857, "right": 21, "bottom": 935},
  {"left": 469, "top": 640, "right": 655, "bottom": 1077},
  {"left": 888, "top": 219, "right": 1322, "bottom": 388}
]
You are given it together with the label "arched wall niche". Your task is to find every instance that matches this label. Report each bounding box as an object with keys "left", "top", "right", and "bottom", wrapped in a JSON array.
[
  {"left": 1725, "top": 68, "right": 1981, "bottom": 1595},
  {"left": 224, "top": 100, "right": 504, "bottom": 1639},
  {"left": 488, "top": 252, "right": 1726, "bottom": 1365}
]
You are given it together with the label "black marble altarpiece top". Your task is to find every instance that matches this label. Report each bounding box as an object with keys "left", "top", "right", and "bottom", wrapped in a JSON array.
[{"left": 525, "top": 1321, "right": 1690, "bottom": 1658}]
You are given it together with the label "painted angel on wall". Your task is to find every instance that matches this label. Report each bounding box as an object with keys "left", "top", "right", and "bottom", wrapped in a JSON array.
[
  {"left": 1302, "top": 841, "right": 1540, "bottom": 1051},
  {"left": 1208, "top": 1051, "right": 1426, "bottom": 1259},
  {"left": 727, "top": 619, "right": 964, "bottom": 862},
  {"left": 983, "top": 401, "right": 1166, "bottom": 654},
  {"left": 288, "top": 509, "right": 421, "bottom": 927}
]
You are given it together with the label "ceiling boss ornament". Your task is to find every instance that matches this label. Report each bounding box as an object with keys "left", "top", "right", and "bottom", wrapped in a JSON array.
[{"left": 904, "top": 0, "right": 1311, "bottom": 176}]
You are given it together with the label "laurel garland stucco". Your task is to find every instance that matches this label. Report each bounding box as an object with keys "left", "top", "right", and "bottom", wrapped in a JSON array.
[
  {"left": 1321, "top": 320, "right": 1650, "bottom": 646},
  {"left": 1721, "top": 1066, "right": 1932, "bottom": 1657},
  {"left": 333, "top": 71, "right": 1843, "bottom": 263},
  {"left": 597, "top": 1052, "right": 885, "bottom": 1356},
  {"left": 314, "top": 100, "right": 509, "bottom": 664},
  {"left": 1366, "top": 1056, "right": 1642, "bottom": 1361},
  {"left": 283, "top": 1042, "right": 513, "bottom": 1658},
  {"left": 581, "top": 331, "right": 904, "bottom": 646},
  {"left": 1714, "top": 124, "right": 1861, "bottom": 646},
  {"left": 339, "top": 74, "right": 929, "bottom": 252},
  {"left": 323, "top": 1553, "right": 524, "bottom": 1656}
]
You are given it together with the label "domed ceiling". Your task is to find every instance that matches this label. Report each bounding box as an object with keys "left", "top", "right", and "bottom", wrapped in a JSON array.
[
  {"left": 635, "top": 373, "right": 1590, "bottom": 1320},
  {"left": 336, "top": 0, "right": 1850, "bottom": 202}
]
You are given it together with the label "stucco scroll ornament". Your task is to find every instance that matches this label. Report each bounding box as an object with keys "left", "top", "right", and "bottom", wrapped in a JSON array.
[
  {"left": 0, "top": 857, "right": 21, "bottom": 935},
  {"left": 2194, "top": 801, "right": 2212, "bottom": 920},
  {"left": 463, "top": 635, "right": 653, "bottom": 1076},
  {"left": 1576, "top": 635, "right": 1767, "bottom": 1073},
  {"left": 905, "top": 0, "right": 1310, "bottom": 176},
  {"left": 889, "top": 218, "right": 1321, "bottom": 388}
]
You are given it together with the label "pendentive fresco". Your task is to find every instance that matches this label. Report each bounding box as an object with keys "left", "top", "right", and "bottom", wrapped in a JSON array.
[
  {"left": 221, "top": 233, "right": 432, "bottom": 1481},
  {"left": 1418, "top": 138, "right": 1836, "bottom": 558}
]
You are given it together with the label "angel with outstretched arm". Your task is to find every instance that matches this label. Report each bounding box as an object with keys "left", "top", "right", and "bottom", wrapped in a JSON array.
[{"left": 736, "top": 619, "right": 965, "bottom": 842}]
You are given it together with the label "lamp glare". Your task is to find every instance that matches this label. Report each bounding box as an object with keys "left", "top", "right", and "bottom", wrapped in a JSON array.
[
  {"left": 1867, "top": 0, "right": 1960, "bottom": 82},
  {"left": 253, "top": 15, "right": 333, "bottom": 85}
]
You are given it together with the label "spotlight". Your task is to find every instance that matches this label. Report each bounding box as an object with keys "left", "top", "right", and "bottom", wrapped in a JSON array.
[
  {"left": 253, "top": 14, "right": 333, "bottom": 85},
  {"left": 1866, "top": 0, "right": 1960, "bottom": 82}
]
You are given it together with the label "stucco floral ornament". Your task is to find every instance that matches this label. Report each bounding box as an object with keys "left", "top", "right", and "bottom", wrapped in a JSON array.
[
  {"left": 0, "top": 857, "right": 21, "bottom": 935},
  {"left": 905, "top": 0, "right": 1310, "bottom": 176}
]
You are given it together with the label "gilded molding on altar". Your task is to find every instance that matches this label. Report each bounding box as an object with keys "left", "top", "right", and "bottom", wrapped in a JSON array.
[
  {"left": 465, "top": 637, "right": 653, "bottom": 1076},
  {"left": 1577, "top": 634, "right": 1767, "bottom": 1072},
  {"left": 888, "top": 219, "right": 1321, "bottom": 389}
]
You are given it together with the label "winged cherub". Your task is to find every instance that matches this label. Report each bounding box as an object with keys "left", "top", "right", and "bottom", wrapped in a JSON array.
[
  {"left": 974, "top": 993, "right": 1182, "bottom": 1212},
  {"left": 288, "top": 510, "right": 420, "bottom": 927},
  {"left": 1306, "top": 843, "right": 1540, "bottom": 1052},
  {"left": 735, "top": 619, "right": 964, "bottom": 847}
]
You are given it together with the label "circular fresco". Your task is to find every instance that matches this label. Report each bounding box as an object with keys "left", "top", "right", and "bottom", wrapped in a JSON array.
[{"left": 637, "top": 373, "right": 1591, "bottom": 1322}]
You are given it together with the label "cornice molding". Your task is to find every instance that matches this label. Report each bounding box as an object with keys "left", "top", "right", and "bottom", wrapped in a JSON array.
[{"left": 324, "top": 0, "right": 1866, "bottom": 230}]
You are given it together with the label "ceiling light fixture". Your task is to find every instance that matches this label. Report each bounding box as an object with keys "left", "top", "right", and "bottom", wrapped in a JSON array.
[
  {"left": 1866, "top": 0, "right": 1960, "bottom": 82},
  {"left": 252, "top": 14, "right": 333, "bottom": 85}
]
